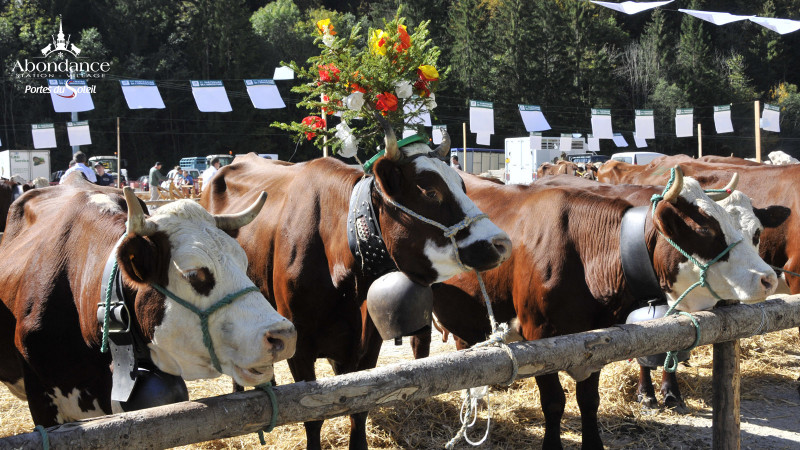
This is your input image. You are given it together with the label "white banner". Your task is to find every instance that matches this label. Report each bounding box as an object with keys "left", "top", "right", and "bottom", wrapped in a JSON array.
[
  {"left": 633, "top": 132, "right": 647, "bottom": 148},
  {"left": 591, "top": 0, "right": 674, "bottom": 15},
  {"left": 31, "top": 123, "right": 57, "bottom": 149},
  {"left": 469, "top": 100, "right": 494, "bottom": 134},
  {"left": 518, "top": 105, "right": 551, "bottom": 132},
  {"left": 761, "top": 104, "right": 781, "bottom": 132},
  {"left": 190, "top": 80, "right": 232, "bottom": 112},
  {"left": 404, "top": 101, "right": 432, "bottom": 126},
  {"left": 245, "top": 79, "right": 285, "bottom": 109},
  {"left": 675, "top": 108, "right": 694, "bottom": 137},
  {"left": 432, "top": 125, "right": 447, "bottom": 145},
  {"left": 67, "top": 120, "right": 92, "bottom": 146},
  {"left": 476, "top": 132, "right": 491, "bottom": 146},
  {"left": 49, "top": 79, "right": 94, "bottom": 112},
  {"left": 120, "top": 80, "right": 165, "bottom": 109},
  {"left": 530, "top": 132, "right": 543, "bottom": 150},
  {"left": 613, "top": 133, "right": 629, "bottom": 148},
  {"left": 678, "top": 9, "right": 753, "bottom": 25},
  {"left": 591, "top": 108, "right": 614, "bottom": 139},
  {"left": 560, "top": 133, "right": 573, "bottom": 152},
  {"left": 713, "top": 105, "right": 734, "bottom": 134},
  {"left": 273, "top": 66, "right": 295, "bottom": 80},
  {"left": 587, "top": 134, "right": 600, "bottom": 152},
  {"left": 749, "top": 17, "right": 800, "bottom": 35},
  {"left": 635, "top": 109, "right": 656, "bottom": 139}
]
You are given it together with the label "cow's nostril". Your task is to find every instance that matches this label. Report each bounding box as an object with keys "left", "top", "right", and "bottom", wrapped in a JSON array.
[
  {"left": 761, "top": 274, "right": 775, "bottom": 292},
  {"left": 492, "top": 236, "right": 512, "bottom": 259},
  {"left": 265, "top": 334, "right": 285, "bottom": 353}
]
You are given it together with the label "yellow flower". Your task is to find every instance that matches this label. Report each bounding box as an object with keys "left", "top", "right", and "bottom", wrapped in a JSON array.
[
  {"left": 370, "top": 29, "right": 388, "bottom": 56},
  {"left": 417, "top": 65, "right": 439, "bottom": 81},
  {"left": 316, "top": 18, "right": 335, "bottom": 35}
]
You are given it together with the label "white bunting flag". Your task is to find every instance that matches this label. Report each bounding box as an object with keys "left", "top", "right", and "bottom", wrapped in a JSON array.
[
  {"left": 67, "top": 120, "right": 92, "bottom": 146},
  {"left": 633, "top": 132, "right": 648, "bottom": 148},
  {"left": 244, "top": 79, "right": 285, "bottom": 109},
  {"left": 469, "top": 100, "right": 494, "bottom": 134},
  {"left": 402, "top": 129, "right": 416, "bottom": 139},
  {"left": 404, "top": 101, "right": 432, "bottom": 126},
  {"left": 713, "top": 105, "right": 734, "bottom": 134},
  {"left": 749, "top": 17, "right": 800, "bottom": 35},
  {"left": 560, "top": 133, "right": 573, "bottom": 152},
  {"left": 476, "top": 133, "right": 491, "bottom": 146},
  {"left": 761, "top": 104, "right": 781, "bottom": 132},
  {"left": 31, "top": 123, "right": 56, "bottom": 149},
  {"left": 587, "top": 134, "right": 600, "bottom": 152},
  {"left": 591, "top": 108, "right": 614, "bottom": 139},
  {"left": 190, "top": 80, "right": 232, "bottom": 112},
  {"left": 48, "top": 79, "right": 94, "bottom": 112},
  {"left": 613, "top": 133, "right": 629, "bottom": 148},
  {"left": 530, "top": 132, "right": 543, "bottom": 150},
  {"left": 432, "top": 125, "right": 447, "bottom": 145},
  {"left": 675, "top": 108, "right": 694, "bottom": 137},
  {"left": 518, "top": 105, "right": 551, "bottom": 132},
  {"left": 119, "top": 80, "right": 165, "bottom": 109},
  {"left": 591, "top": 1, "right": 673, "bottom": 15},
  {"left": 273, "top": 66, "right": 295, "bottom": 80},
  {"left": 635, "top": 109, "right": 656, "bottom": 139},
  {"left": 678, "top": 9, "right": 753, "bottom": 25}
]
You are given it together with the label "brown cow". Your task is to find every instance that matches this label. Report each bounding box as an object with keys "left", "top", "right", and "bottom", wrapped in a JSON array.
[
  {"left": 412, "top": 169, "right": 776, "bottom": 448},
  {"left": 202, "top": 127, "right": 512, "bottom": 449},
  {"left": 598, "top": 156, "right": 800, "bottom": 294},
  {"left": 699, "top": 155, "right": 763, "bottom": 166},
  {"left": 0, "top": 174, "right": 297, "bottom": 426}
]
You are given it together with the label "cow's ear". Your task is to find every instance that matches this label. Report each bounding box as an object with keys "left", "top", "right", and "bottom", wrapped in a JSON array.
[
  {"left": 373, "top": 158, "right": 403, "bottom": 197},
  {"left": 652, "top": 201, "right": 692, "bottom": 239},
  {"left": 117, "top": 235, "right": 160, "bottom": 285},
  {"left": 754, "top": 205, "right": 791, "bottom": 229}
]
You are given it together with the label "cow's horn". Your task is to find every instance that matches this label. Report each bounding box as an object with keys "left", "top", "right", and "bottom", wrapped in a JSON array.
[
  {"left": 434, "top": 130, "right": 451, "bottom": 159},
  {"left": 214, "top": 191, "right": 268, "bottom": 231},
  {"left": 706, "top": 173, "right": 739, "bottom": 201},
  {"left": 662, "top": 166, "right": 684, "bottom": 204},
  {"left": 374, "top": 112, "right": 400, "bottom": 161},
  {"left": 123, "top": 186, "right": 158, "bottom": 236}
]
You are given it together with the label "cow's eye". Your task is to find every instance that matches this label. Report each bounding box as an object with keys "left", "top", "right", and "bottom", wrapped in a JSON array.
[
  {"left": 418, "top": 185, "right": 438, "bottom": 200},
  {"left": 181, "top": 267, "right": 216, "bottom": 296},
  {"left": 752, "top": 229, "right": 761, "bottom": 247}
]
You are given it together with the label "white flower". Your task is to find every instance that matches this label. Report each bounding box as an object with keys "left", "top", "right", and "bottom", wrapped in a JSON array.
[
  {"left": 322, "top": 34, "right": 335, "bottom": 48},
  {"left": 395, "top": 80, "right": 413, "bottom": 99},
  {"left": 335, "top": 123, "right": 359, "bottom": 157},
  {"left": 425, "top": 93, "right": 437, "bottom": 110},
  {"left": 346, "top": 92, "right": 364, "bottom": 111}
]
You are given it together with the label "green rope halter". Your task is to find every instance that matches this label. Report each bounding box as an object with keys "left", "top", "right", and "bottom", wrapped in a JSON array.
[
  {"left": 152, "top": 284, "right": 260, "bottom": 373},
  {"left": 34, "top": 425, "right": 49, "bottom": 450},
  {"left": 649, "top": 168, "right": 741, "bottom": 372}
]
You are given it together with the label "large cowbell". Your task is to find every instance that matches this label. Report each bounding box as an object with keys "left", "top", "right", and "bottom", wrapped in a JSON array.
[
  {"left": 367, "top": 271, "right": 433, "bottom": 340},
  {"left": 625, "top": 304, "right": 691, "bottom": 368},
  {"left": 112, "top": 366, "right": 189, "bottom": 413}
]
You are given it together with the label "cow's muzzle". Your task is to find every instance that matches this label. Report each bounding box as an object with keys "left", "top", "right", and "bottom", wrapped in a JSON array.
[{"left": 458, "top": 234, "right": 512, "bottom": 271}]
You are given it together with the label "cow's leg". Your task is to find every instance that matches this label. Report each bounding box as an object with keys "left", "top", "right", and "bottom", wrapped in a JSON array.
[
  {"left": 576, "top": 371, "right": 603, "bottom": 450},
  {"left": 636, "top": 365, "right": 659, "bottom": 408},
  {"left": 409, "top": 325, "right": 432, "bottom": 359},
  {"left": 22, "top": 367, "right": 59, "bottom": 427},
  {"left": 660, "top": 370, "right": 687, "bottom": 413},
  {"left": 287, "top": 346, "right": 323, "bottom": 450},
  {"left": 536, "top": 373, "right": 565, "bottom": 449}
]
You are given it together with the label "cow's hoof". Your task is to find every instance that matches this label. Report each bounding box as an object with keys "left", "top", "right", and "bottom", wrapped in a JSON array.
[
  {"left": 637, "top": 393, "right": 659, "bottom": 409},
  {"left": 663, "top": 393, "right": 688, "bottom": 414}
]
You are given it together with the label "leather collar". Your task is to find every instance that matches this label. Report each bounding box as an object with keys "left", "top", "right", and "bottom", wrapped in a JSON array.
[
  {"left": 347, "top": 177, "right": 398, "bottom": 278},
  {"left": 620, "top": 206, "right": 665, "bottom": 306}
]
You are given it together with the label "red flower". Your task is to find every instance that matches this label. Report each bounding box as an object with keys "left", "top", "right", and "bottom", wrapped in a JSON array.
[
  {"left": 301, "top": 116, "right": 326, "bottom": 140},
  {"left": 394, "top": 25, "right": 411, "bottom": 52},
  {"left": 413, "top": 80, "right": 431, "bottom": 98},
  {"left": 375, "top": 92, "right": 398, "bottom": 112},
  {"left": 318, "top": 64, "right": 340, "bottom": 83},
  {"left": 350, "top": 83, "right": 367, "bottom": 93}
]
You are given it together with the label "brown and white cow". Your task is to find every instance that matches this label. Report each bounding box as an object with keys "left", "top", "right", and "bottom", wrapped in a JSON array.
[
  {"left": 599, "top": 156, "right": 800, "bottom": 294},
  {"left": 537, "top": 160, "right": 597, "bottom": 180},
  {"left": 202, "top": 126, "right": 512, "bottom": 449},
  {"left": 0, "top": 173, "right": 296, "bottom": 426},
  {"left": 411, "top": 168, "right": 776, "bottom": 449}
]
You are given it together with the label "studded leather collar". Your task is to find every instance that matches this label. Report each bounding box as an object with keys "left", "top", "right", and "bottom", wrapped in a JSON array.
[{"left": 347, "top": 177, "right": 398, "bottom": 278}]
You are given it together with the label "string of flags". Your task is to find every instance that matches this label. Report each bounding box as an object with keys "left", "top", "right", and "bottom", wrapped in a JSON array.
[{"left": 591, "top": 1, "right": 800, "bottom": 35}]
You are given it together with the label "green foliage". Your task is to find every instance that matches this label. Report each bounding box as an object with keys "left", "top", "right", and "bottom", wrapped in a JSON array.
[{"left": 272, "top": 9, "right": 443, "bottom": 157}]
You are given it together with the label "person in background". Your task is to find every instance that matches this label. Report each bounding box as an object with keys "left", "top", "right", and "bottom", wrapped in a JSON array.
[
  {"left": 201, "top": 157, "right": 221, "bottom": 191},
  {"left": 182, "top": 169, "right": 194, "bottom": 186},
  {"left": 149, "top": 161, "right": 166, "bottom": 200},
  {"left": 451, "top": 155, "right": 462, "bottom": 170},
  {"left": 167, "top": 165, "right": 180, "bottom": 179},
  {"left": 60, "top": 152, "right": 97, "bottom": 184},
  {"left": 94, "top": 162, "right": 113, "bottom": 186}
]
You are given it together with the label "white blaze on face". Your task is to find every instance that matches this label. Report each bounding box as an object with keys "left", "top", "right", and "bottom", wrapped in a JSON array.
[
  {"left": 667, "top": 179, "right": 777, "bottom": 312},
  {"left": 144, "top": 201, "right": 295, "bottom": 387},
  {"left": 403, "top": 145, "right": 509, "bottom": 282},
  {"left": 48, "top": 387, "right": 105, "bottom": 424}
]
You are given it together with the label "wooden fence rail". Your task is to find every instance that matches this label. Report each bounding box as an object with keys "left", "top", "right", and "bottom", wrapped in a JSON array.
[{"left": 4, "top": 295, "right": 800, "bottom": 449}]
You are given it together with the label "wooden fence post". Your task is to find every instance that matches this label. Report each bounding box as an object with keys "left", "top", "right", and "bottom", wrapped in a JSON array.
[{"left": 712, "top": 339, "right": 741, "bottom": 450}]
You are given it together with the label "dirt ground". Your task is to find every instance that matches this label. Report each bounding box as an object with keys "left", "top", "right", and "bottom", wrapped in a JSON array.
[{"left": 1, "top": 306, "right": 799, "bottom": 449}]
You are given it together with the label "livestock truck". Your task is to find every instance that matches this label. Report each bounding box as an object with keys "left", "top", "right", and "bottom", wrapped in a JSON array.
[{"left": 0, "top": 150, "right": 51, "bottom": 182}]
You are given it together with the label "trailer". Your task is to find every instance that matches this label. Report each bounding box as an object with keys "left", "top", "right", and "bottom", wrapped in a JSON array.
[
  {"left": 0, "top": 150, "right": 51, "bottom": 182},
  {"left": 503, "top": 136, "right": 590, "bottom": 185}
]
